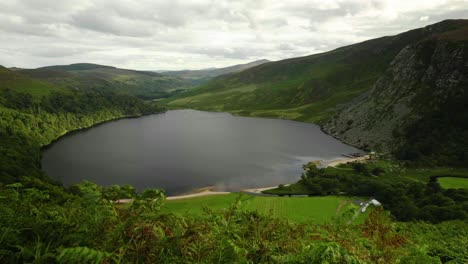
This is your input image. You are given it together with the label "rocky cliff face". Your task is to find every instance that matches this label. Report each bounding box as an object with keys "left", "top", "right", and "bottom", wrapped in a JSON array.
[{"left": 323, "top": 27, "right": 468, "bottom": 160}]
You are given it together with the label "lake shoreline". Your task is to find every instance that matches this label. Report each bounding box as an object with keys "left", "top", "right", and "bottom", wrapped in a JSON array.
[
  {"left": 114, "top": 155, "right": 370, "bottom": 203},
  {"left": 43, "top": 109, "right": 366, "bottom": 196},
  {"left": 40, "top": 111, "right": 165, "bottom": 152},
  {"left": 173, "top": 155, "right": 370, "bottom": 198},
  {"left": 39, "top": 111, "right": 166, "bottom": 172}
]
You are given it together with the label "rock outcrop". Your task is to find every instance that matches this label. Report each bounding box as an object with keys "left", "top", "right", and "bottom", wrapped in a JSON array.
[{"left": 323, "top": 23, "right": 468, "bottom": 159}]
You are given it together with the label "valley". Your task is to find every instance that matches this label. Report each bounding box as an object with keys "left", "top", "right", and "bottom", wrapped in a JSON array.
[{"left": 0, "top": 18, "right": 467, "bottom": 263}]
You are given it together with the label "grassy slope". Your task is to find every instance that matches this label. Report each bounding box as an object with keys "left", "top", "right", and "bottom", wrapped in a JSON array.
[
  {"left": 162, "top": 193, "right": 364, "bottom": 223},
  {"left": 165, "top": 20, "right": 468, "bottom": 124}
]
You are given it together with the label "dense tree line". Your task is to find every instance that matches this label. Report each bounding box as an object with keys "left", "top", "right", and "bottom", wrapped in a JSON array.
[{"left": 0, "top": 88, "right": 160, "bottom": 115}]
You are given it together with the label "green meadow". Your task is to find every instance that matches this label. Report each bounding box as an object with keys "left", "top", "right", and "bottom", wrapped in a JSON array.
[
  {"left": 162, "top": 193, "right": 365, "bottom": 224},
  {"left": 438, "top": 177, "right": 468, "bottom": 189}
]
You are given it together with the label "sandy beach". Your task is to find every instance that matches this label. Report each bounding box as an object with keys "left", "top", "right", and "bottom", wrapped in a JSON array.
[
  {"left": 325, "top": 155, "right": 369, "bottom": 168},
  {"left": 166, "top": 190, "right": 230, "bottom": 200}
]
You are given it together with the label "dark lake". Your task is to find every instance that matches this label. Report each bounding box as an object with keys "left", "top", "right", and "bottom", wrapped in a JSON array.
[{"left": 41, "top": 110, "right": 364, "bottom": 195}]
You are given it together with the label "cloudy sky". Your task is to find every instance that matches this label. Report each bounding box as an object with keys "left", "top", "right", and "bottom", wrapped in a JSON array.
[{"left": 0, "top": 0, "right": 467, "bottom": 70}]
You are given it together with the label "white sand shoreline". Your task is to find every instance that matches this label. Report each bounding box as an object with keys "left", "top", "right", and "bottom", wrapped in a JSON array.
[
  {"left": 166, "top": 190, "right": 230, "bottom": 200},
  {"left": 326, "top": 155, "right": 369, "bottom": 168}
]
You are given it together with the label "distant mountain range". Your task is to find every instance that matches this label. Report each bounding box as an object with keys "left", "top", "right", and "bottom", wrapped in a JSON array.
[
  {"left": 160, "top": 59, "right": 270, "bottom": 86},
  {"left": 6, "top": 60, "right": 269, "bottom": 100},
  {"left": 166, "top": 19, "right": 468, "bottom": 165}
]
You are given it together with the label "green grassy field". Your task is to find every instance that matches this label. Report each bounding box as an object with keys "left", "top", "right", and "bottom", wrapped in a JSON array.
[
  {"left": 438, "top": 177, "right": 468, "bottom": 189},
  {"left": 162, "top": 193, "right": 364, "bottom": 223}
]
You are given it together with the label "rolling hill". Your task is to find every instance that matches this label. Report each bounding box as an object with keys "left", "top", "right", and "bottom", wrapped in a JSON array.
[
  {"left": 0, "top": 65, "right": 69, "bottom": 98},
  {"left": 15, "top": 63, "right": 188, "bottom": 100}
]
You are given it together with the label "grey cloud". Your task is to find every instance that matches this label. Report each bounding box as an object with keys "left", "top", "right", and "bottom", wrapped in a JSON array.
[
  {"left": 71, "top": 10, "right": 157, "bottom": 37},
  {"left": 421, "top": 8, "right": 468, "bottom": 24},
  {"left": 278, "top": 43, "right": 295, "bottom": 51},
  {"left": 0, "top": 16, "right": 58, "bottom": 37},
  {"left": 30, "top": 45, "right": 100, "bottom": 58},
  {"left": 186, "top": 46, "right": 268, "bottom": 60},
  {"left": 1, "top": 0, "right": 467, "bottom": 70},
  {"left": 284, "top": 0, "right": 379, "bottom": 22}
]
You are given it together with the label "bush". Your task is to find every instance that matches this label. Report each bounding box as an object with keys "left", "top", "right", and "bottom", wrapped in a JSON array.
[
  {"left": 351, "top": 162, "right": 370, "bottom": 175},
  {"left": 371, "top": 167, "right": 385, "bottom": 176}
]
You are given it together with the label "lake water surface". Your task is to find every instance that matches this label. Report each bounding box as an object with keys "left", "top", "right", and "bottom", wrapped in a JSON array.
[{"left": 42, "top": 110, "right": 364, "bottom": 195}]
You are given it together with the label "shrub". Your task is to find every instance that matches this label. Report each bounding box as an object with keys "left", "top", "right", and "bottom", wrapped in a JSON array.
[{"left": 371, "top": 167, "right": 385, "bottom": 176}]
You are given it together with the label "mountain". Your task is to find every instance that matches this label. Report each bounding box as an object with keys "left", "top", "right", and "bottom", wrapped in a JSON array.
[
  {"left": 323, "top": 20, "right": 468, "bottom": 166},
  {"left": 17, "top": 63, "right": 189, "bottom": 100},
  {"left": 162, "top": 59, "right": 270, "bottom": 86},
  {"left": 165, "top": 20, "right": 468, "bottom": 125},
  {"left": 165, "top": 19, "right": 468, "bottom": 165}
]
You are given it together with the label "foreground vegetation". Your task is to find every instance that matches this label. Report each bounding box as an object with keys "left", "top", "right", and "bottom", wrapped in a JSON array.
[{"left": 2, "top": 181, "right": 467, "bottom": 263}]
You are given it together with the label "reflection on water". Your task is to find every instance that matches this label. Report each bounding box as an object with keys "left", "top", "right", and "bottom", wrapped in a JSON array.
[{"left": 42, "top": 110, "right": 364, "bottom": 195}]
